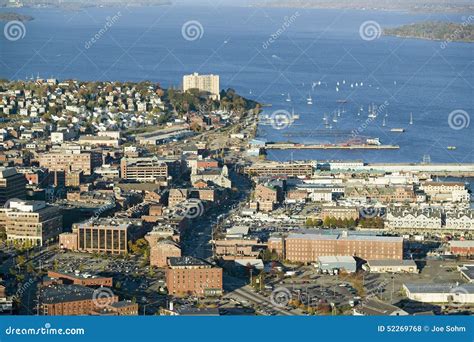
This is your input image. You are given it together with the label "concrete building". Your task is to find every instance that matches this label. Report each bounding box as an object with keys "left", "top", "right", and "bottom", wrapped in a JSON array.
[
  {"left": 0, "top": 167, "right": 27, "bottom": 205},
  {"left": 403, "top": 283, "right": 474, "bottom": 304},
  {"left": 166, "top": 256, "right": 223, "bottom": 297},
  {"left": 285, "top": 231, "right": 403, "bottom": 263},
  {"left": 120, "top": 157, "right": 168, "bottom": 182},
  {"left": 72, "top": 219, "right": 131, "bottom": 254},
  {"left": 183, "top": 73, "right": 220, "bottom": 100},
  {"left": 4, "top": 200, "right": 62, "bottom": 246}
]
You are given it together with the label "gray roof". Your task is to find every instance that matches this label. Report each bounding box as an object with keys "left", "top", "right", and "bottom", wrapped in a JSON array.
[
  {"left": 41, "top": 284, "right": 97, "bottom": 304},
  {"left": 367, "top": 259, "right": 417, "bottom": 267},
  {"left": 404, "top": 283, "right": 474, "bottom": 294},
  {"left": 168, "top": 256, "right": 210, "bottom": 267}
]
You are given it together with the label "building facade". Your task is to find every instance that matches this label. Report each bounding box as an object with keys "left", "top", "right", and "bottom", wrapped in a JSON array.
[
  {"left": 166, "top": 257, "right": 223, "bottom": 297},
  {"left": 183, "top": 73, "right": 220, "bottom": 100}
]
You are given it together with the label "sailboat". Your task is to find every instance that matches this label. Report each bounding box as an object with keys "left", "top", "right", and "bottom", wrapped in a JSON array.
[
  {"left": 307, "top": 93, "right": 313, "bottom": 105},
  {"left": 332, "top": 112, "right": 338, "bottom": 123},
  {"left": 382, "top": 117, "right": 386, "bottom": 127},
  {"left": 368, "top": 104, "right": 377, "bottom": 119},
  {"left": 286, "top": 93, "right": 291, "bottom": 102},
  {"left": 409, "top": 112, "right": 413, "bottom": 125}
]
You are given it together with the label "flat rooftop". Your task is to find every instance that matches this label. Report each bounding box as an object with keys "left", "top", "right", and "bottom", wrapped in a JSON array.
[
  {"left": 41, "top": 284, "right": 97, "bottom": 304},
  {"left": 404, "top": 283, "right": 474, "bottom": 294}
]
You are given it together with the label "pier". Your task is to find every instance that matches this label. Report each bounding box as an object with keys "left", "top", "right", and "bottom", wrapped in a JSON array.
[{"left": 264, "top": 143, "right": 400, "bottom": 150}]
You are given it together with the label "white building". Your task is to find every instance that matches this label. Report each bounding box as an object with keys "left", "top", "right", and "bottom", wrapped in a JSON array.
[
  {"left": 446, "top": 211, "right": 474, "bottom": 230},
  {"left": 403, "top": 283, "right": 474, "bottom": 304},
  {"left": 183, "top": 73, "right": 220, "bottom": 100}
]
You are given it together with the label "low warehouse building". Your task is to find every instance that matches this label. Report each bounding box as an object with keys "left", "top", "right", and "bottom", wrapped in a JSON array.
[
  {"left": 316, "top": 256, "right": 356, "bottom": 274},
  {"left": 403, "top": 283, "right": 474, "bottom": 304},
  {"left": 364, "top": 259, "right": 418, "bottom": 274}
]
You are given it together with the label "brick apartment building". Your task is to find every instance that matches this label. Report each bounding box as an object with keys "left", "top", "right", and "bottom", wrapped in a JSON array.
[
  {"left": 46, "top": 271, "right": 113, "bottom": 287},
  {"left": 320, "top": 206, "right": 360, "bottom": 221},
  {"left": 284, "top": 231, "right": 403, "bottom": 262},
  {"left": 214, "top": 238, "right": 262, "bottom": 260},
  {"left": 39, "top": 284, "right": 137, "bottom": 316},
  {"left": 38, "top": 148, "right": 102, "bottom": 176},
  {"left": 149, "top": 240, "right": 181, "bottom": 267},
  {"left": 245, "top": 162, "right": 313, "bottom": 178},
  {"left": 166, "top": 257, "right": 222, "bottom": 297}
]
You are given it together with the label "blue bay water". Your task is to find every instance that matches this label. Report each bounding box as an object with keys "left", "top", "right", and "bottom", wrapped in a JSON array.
[{"left": 0, "top": 4, "right": 472, "bottom": 163}]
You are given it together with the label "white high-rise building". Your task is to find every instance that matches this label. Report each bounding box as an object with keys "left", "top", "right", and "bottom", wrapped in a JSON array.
[{"left": 183, "top": 73, "right": 220, "bottom": 100}]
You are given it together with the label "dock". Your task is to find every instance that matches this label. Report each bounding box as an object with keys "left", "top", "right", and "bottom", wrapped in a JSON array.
[{"left": 264, "top": 143, "right": 400, "bottom": 150}]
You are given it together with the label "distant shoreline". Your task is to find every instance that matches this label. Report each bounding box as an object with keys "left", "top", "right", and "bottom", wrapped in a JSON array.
[
  {"left": 383, "top": 21, "right": 474, "bottom": 43},
  {"left": 251, "top": 1, "right": 474, "bottom": 14},
  {"left": 0, "top": 12, "right": 34, "bottom": 22}
]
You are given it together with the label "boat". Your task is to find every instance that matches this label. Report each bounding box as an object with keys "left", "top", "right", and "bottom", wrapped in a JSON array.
[
  {"left": 390, "top": 128, "right": 405, "bottom": 133},
  {"left": 366, "top": 138, "right": 381, "bottom": 146},
  {"left": 409, "top": 112, "right": 413, "bottom": 125},
  {"left": 332, "top": 112, "right": 338, "bottom": 123},
  {"left": 307, "top": 93, "right": 313, "bottom": 105},
  {"left": 291, "top": 108, "right": 300, "bottom": 120},
  {"left": 368, "top": 104, "right": 377, "bottom": 119},
  {"left": 286, "top": 93, "right": 291, "bottom": 102},
  {"left": 382, "top": 118, "right": 386, "bottom": 127},
  {"left": 447, "top": 146, "right": 457, "bottom": 150}
]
